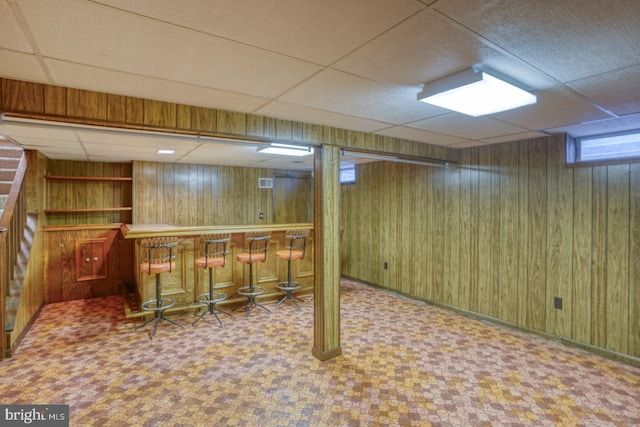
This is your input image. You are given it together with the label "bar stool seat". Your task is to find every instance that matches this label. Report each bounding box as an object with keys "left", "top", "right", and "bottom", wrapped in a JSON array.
[
  {"left": 234, "top": 232, "right": 271, "bottom": 317},
  {"left": 135, "top": 237, "right": 184, "bottom": 339},
  {"left": 192, "top": 234, "right": 231, "bottom": 328},
  {"left": 273, "top": 229, "right": 310, "bottom": 311}
]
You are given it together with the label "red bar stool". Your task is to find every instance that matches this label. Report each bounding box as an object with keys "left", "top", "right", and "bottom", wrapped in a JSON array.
[
  {"left": 191, "top": 234, "right": 231, "bottom": 328},
  {"left": 135, "top": 237, "right": 184, "bottom": 339},
  {"left": 272, "top": 229, "right": 310, "bottom": 311},
  {"left": 234, "top": 232, "right": 271, "bottom": 317}
]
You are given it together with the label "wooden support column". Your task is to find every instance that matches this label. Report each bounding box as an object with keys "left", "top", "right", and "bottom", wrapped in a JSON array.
[{"left": 312, "top": 144, "right": 342, "bottom": 361}]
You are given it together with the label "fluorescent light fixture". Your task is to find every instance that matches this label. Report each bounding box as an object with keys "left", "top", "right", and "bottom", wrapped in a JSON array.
[
  {"left": 417, "top": 67, "right": 536, "bottom": 116},
  {"left": 258, "top": 143, "right": 313, "bottom": 156},
  {"left": 157, "top": 149, "right": 175, "bottom": 154}
]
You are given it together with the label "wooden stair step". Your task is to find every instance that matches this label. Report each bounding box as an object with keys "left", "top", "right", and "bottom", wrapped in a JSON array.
[{"left": 5, "top": 296, "right": 19, "bottom": 332}]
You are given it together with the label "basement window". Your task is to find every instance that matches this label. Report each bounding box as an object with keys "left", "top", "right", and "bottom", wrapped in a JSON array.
[{"left": 568, "top": 129, "right": 640, "bottom": 164}]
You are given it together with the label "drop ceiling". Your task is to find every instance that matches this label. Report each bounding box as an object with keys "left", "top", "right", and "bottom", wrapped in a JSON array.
[{"left": 0, "top": 0, "right": 639, "bottom": 169}]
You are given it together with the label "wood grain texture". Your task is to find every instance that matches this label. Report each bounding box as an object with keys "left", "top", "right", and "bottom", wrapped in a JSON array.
[
  {"left": 313, "top": 145, "right": 342, "bottom": 360},
  {"left": 341, "top": 133, "right": 640, "bottom": 360},
  {"left": 630, "top": 164, "right": 640, "bottom": 357},
  {"left": 1, "top": 79, "right": 44, "bottom": 113},
  {"left": 545, "top": 138, "right": 573, "bottom": 337},
  {"left": 67, "top": 88, "right": 107, "bottom": 120},
  {"left": 572, "top": 167, "right": 592, "bottom": 344},
  {"left": 132, "top": 161, "right": 311, "bottom": 227},
  {"left": 44, "top": 160, "right": 132, "bottom": 226},
  {"left": 44, "top": 227, "right": 133, "bottom": 303},
  {"left": 605, "top": 165, "right": 629, "bottom": 353}
]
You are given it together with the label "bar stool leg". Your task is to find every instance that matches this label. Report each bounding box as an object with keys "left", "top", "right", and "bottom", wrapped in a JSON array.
[
  {"left": 191, "top": 268, "right": 230, "bottom": 327},
  {"left": 273, "top": 258, "right": 305, "bottom": 311},
  {"left": 135, "top": 273, "right": 184, "bottom": 339},
  {"left": 233, "top": 263, "right": 271, "bottom": 317}
]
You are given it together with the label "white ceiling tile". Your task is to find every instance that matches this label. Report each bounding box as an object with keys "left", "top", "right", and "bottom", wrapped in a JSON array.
[
  {"left": 548, "top": 113, "right": 640, "bottom": 138},
  {"left": 374, "top": 126, "right": 469, "bottom": 146},
  {"left": 7, "top": 136, "right": 83, "bottom": 151},
  {"left": 45, "top": 59, "right": 270, "bottom": 112},
  {"left": 0, "top": 122, "right": 78, "bottom": 141},
  {"left": 21, "top": 0, "right": 322, "bottom": 97},
  {"left": 568, "top": 65, "right": 640, "bottom": 117},
  {"left": 279, "top": 69, "right": 441, "bottom": 124},
  {"left": 334, "top": 9, "right": 500, "bottom": 86},
  {"left": 433, "top": 0, "right": 640, "bottom": 82},
  {"left": 95, "top": 0, "right": 425, "bottom": 66},
  {"left": 77, "top": 131, "right": 199, "bottom": 150},
  {"left": 255, "top": 101, "right": 389, "bottom": 134},
  {"left": 0, "top": 50, "right": 49, "bottom": 83},
  {"left": 409, "top": 114, "right": 530, "bottom": 140},
  {"left": 491, "top": 86, "right": 612, "bottom": 132},
  {"left": 0, "top": 1, "right": 33, "bottom": 52}
]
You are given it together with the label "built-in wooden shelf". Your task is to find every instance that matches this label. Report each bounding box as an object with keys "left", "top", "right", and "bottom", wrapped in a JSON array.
[
  {"left": 44, "top": 172, "right": 133, "bottom": 225},
  {"left": 45, "top": 176, "right": 133, "bottom": 181},
  {"left": 44, "top": 207, "right": 133, "bottom": 214}
]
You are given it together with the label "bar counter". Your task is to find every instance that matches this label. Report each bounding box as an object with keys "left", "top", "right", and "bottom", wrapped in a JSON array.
[{"left": 121, "top": 223, "right": 314, "bottom": 317}]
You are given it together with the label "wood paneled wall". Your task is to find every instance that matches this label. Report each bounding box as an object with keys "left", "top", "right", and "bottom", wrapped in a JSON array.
[
  {"left": 0, "top": 78, "right": 457, "bottom": 163},
  {"left": 132, "top": 161, "right": 311, "bottom": 226},
  {"left": 341, "top": 134, "right": 640, "bottom": 360}
]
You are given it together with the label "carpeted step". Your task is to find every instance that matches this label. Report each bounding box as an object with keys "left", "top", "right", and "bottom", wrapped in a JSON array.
[
  {"left": 0, "top": 157, "right": 20, "bottom": 169},
  {"left": 0, "top": 181, "right": 13, "bottom": 194},
  {"left": 5, "top": 295, "right": 19, "bottom": 332}
]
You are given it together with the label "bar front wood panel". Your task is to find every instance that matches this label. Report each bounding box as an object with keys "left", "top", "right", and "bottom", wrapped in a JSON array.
[{"left": 341, "top": 133, "right": 640, "bottom": 360}]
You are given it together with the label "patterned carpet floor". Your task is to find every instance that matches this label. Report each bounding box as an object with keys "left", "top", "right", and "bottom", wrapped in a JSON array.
[{"left": 0, "top": 279, "right": 639, "bottom": 426}]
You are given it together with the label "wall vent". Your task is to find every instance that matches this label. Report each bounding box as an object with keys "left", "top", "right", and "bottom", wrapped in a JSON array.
[{"left": 258, "top": 177, "right": 273, "bottom": 188}]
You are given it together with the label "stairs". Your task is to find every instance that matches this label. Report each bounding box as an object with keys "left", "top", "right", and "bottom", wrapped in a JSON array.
[
  {"left": 0, "top": 141, "right": 22, "bottom": 219},
  {"left": 0, "top": 142, "right": 22, "bottom": 197},
  {"left": 5, "top": 214, "right": 36, "bottom": 337},
  {"left": 0, "top": 140, "right": 31, "bottom": 358}
]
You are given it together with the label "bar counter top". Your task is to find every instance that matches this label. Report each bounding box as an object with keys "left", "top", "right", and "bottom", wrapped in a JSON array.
[{"left": 121, "top": 222, "right": 314, "bottom": 239}]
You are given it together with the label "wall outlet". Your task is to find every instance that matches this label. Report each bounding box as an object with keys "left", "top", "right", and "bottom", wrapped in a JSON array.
[
  {"left": 554, "top": 297, "right": 563, "bottom": 309},
  {"left": 384, "top": 262, "right": 388, "bottom": 270}
]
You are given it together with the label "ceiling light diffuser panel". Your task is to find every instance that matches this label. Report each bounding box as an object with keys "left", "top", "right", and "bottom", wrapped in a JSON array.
[{"left": 418, "top": 68, "right": 537, "bottom": 117}]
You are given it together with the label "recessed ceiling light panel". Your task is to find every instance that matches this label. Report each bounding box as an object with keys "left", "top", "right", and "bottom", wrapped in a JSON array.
[{"left": 418, "top": 67, "right": 536, "bottom": 117}]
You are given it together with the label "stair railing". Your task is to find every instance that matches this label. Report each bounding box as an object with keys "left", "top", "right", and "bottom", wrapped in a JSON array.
[{"left": 0, "top": 149, "right": 30, "bottom": 361}]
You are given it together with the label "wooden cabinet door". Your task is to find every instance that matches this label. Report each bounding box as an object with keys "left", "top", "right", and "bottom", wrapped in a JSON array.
[{"left": 75, "top": 238, "right": 108, "bottom": 281}]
